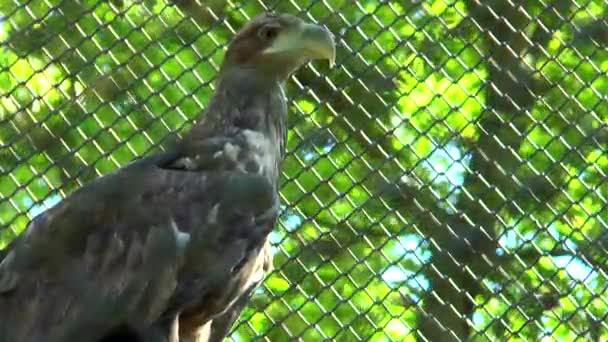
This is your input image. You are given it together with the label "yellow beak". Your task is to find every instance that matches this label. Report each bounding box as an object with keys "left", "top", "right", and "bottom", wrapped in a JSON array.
[{"left": 263, "top": 22, "right": 336, "bottom": 67}]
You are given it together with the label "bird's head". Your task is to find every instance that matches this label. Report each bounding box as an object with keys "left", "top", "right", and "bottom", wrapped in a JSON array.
[{"left": 222, "top": 13, "right": 336, "bottom": 81}]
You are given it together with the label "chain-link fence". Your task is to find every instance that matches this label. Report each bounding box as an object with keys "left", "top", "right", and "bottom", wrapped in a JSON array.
[{"left": 1, "top": 0, "right": 607, "bottom": 340}]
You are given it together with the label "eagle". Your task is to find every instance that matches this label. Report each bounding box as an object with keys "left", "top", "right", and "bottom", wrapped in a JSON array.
[{"left": 0, "top": 13, "right": 335, "bottom": 342}]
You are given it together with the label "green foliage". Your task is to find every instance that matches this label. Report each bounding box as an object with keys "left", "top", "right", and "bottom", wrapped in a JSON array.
[{"left": 1, "top": 0, "right": 607, "bottom": 340}]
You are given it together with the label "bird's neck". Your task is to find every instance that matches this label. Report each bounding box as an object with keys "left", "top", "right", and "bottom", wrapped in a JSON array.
[
  {"left": 184, "top": 66, "right": 288, "bottom": 180},
  {"left": 220, "top": 67, "right": 287, "bottom": 180},
  {"left": 214, "top": 65, "right": 288, "bottom": 148},
  {"left": 220, "top": 64, "right": 280, "bottom": 83}
]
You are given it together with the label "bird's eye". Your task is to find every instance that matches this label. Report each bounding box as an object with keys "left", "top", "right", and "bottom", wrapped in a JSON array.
[{"left": 258, "top": 25, "right": 279, "bottom": 41}]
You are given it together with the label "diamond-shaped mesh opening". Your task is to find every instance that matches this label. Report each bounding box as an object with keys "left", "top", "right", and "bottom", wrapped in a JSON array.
[{"left": 1, "top": 0, "right": 607, "bottom": 340}]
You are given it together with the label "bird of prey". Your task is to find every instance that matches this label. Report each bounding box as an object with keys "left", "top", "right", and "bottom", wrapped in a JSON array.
[{"left": 0, "top": 13, "right": 335, "bottom": 342}]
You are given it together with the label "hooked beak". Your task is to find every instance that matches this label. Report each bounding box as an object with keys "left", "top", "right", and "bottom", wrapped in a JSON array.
[
  {"left": 263, "top": 22, "right": 336, "bottom": 67},
  {"left": 298, "top": 23, "right": 336, "bottom": 67}
]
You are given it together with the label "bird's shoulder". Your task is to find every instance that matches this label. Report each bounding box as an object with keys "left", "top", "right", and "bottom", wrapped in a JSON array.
[{"left": 0, "top": 138, "right": 271, "bottom": 293}]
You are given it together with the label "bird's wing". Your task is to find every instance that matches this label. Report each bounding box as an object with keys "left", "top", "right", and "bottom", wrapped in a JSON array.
[{"left": 0, "top": 136, "right": 277, "bottom": 342}]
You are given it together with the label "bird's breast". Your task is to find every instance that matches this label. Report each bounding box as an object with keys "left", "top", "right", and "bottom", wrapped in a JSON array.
[
  {"left": 211, "top": 129, "right": 281, "bottom": 181},
  {"left": 179, "top": 241, "right": 272, "bottom": 331}
]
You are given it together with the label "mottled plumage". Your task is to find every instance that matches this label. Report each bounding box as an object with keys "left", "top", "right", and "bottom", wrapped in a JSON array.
[{"left": 0, "top": 12, "right": 334, "bottom": 342}]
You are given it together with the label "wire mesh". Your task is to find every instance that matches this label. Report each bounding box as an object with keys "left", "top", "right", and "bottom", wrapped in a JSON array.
[{"left": 1, "top": 0, "right": 607, "bottom": 341}]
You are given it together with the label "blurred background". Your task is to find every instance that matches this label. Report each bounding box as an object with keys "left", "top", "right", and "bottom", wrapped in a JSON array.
[{"left": 1, "top": 0, "right": 607, "bottom": 340}]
